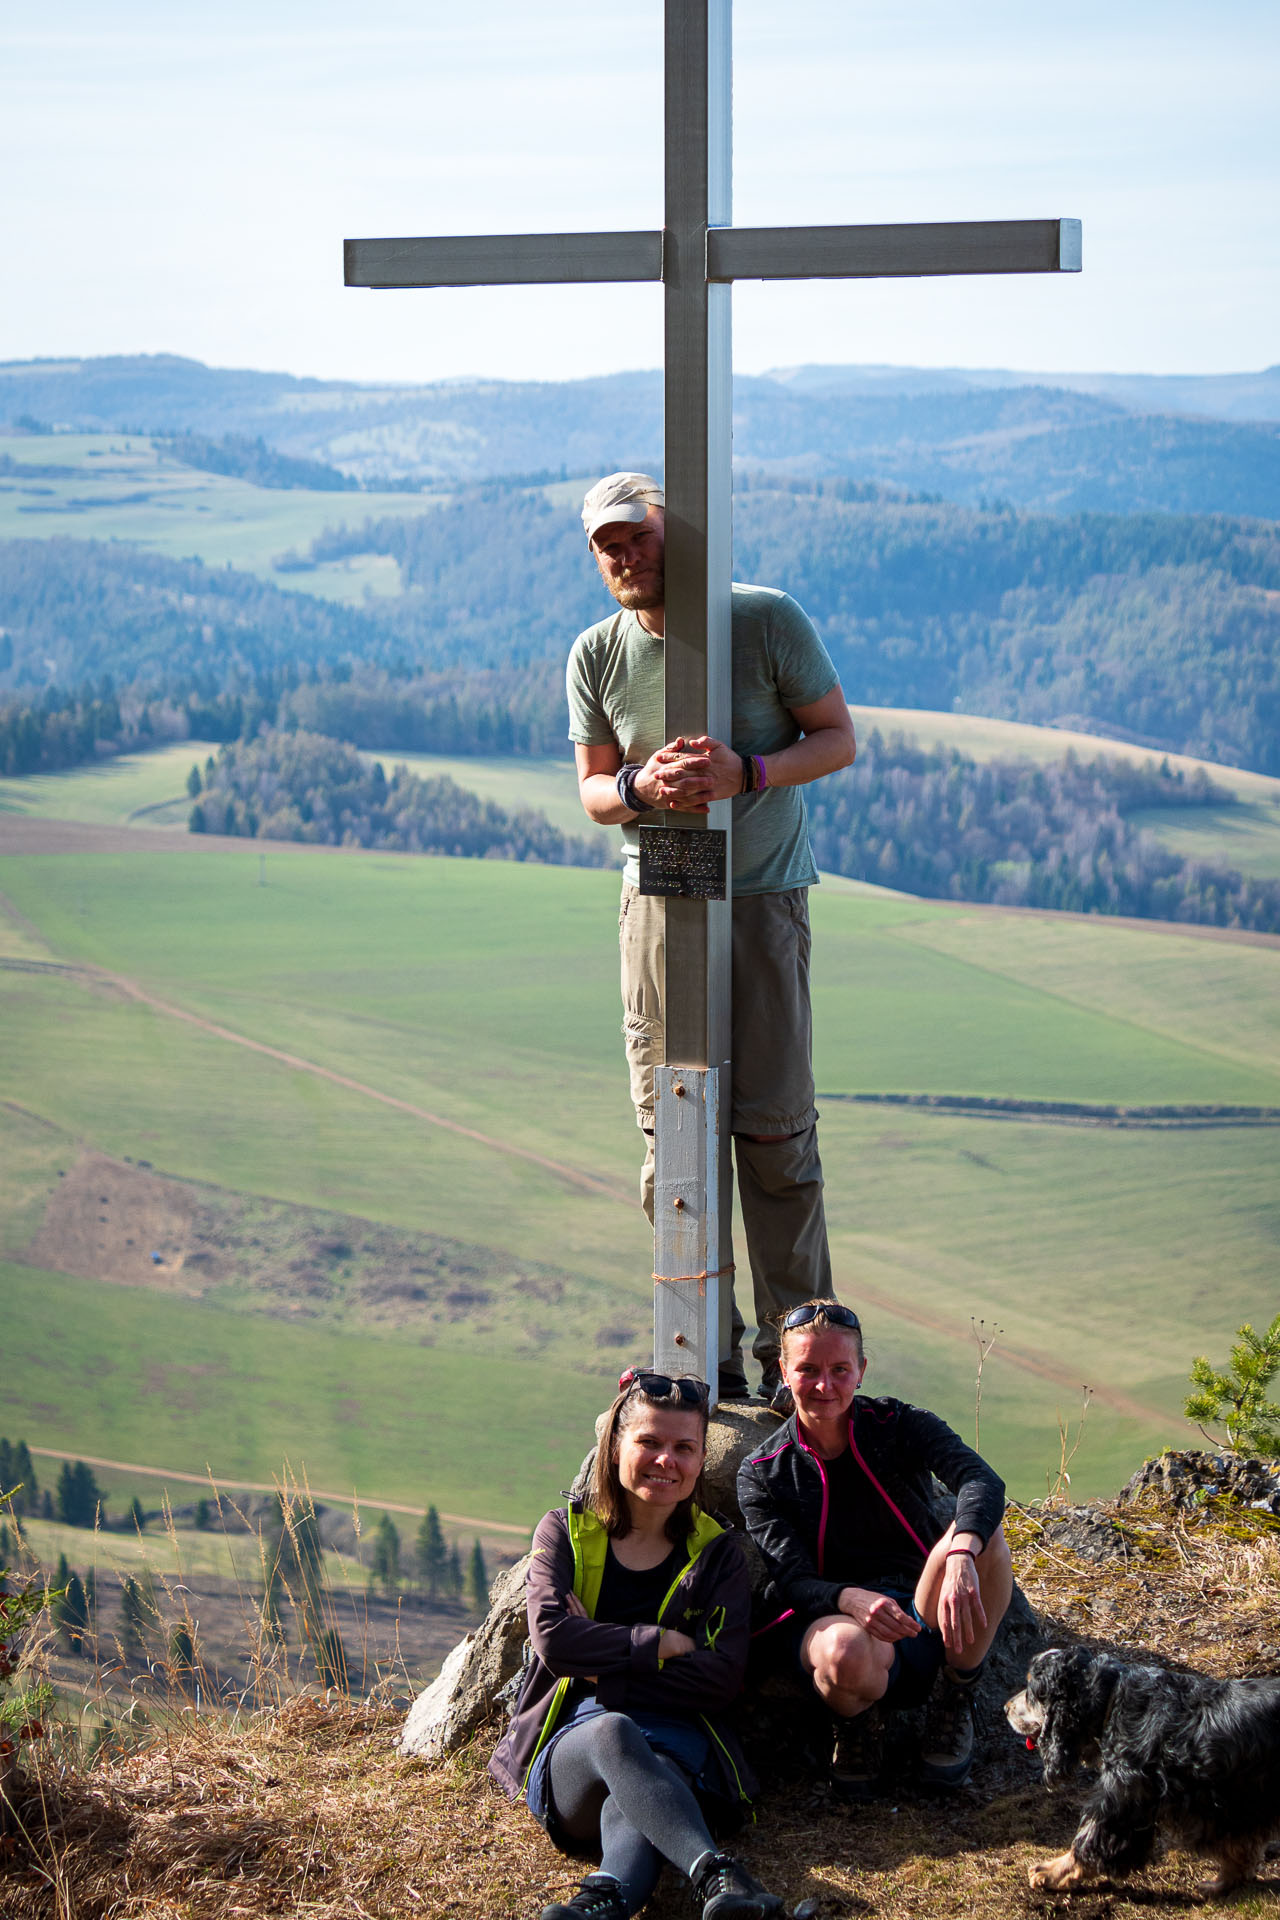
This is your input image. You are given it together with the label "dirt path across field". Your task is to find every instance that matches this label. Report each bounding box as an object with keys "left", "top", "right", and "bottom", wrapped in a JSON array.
[
  {"left": 26, "top": 1443, "right": 531, "bottom": 1538},
  {"left": 845, "top": 1267, "right": 1175, "bottom": 1432},
  {"left": 95, "top": 965, "right": 631, "bottom": 1206}
]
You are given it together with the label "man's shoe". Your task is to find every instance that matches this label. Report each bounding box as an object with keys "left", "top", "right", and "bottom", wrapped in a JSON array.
[
  {"left": 830, "top": 1707, "right": 883, "bottom": 1799},
  {"left": 757, "top": 1365, "right": 794, "bottom": 1417},
  {"left": 717, "top": 1368, "right": 751, "bottom": 1403},
  {"left": 918, "top": 1671, "right": 976, "bottom": 1787},
  {"left": 540, "top": 1875, "right": 628, "bottom": 1920},
  {"left": 691, "top": 1851, "right": 784, "bottom": 1920}
]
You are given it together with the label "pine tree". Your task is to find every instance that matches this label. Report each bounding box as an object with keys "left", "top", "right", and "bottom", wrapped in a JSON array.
[
  {"left": 446, "top": 1544, "right": 464, "bottom": 1600},
  {"left": 128, "top": 1496, "right": 146, "bottom": 1533},
  {"left": 186, "top": 763, "right": 202, "bottom": 798},
  {"left": 416, "top": 1506, "right": 448, "bottom": 1601},
  {"left": 370, "top": 1513, "right": 401, "bottom": 1598},
  {"left": 468, "top": 1539, "right": 489, "bottom": 1614},
  {"left": 119, "top": 1577, "right": 150, "bottom": 1660},
  {"left": 11, "top": 1441, "right": 36, "bottom": 1517},
  {"left": 1186, "top": 1314, "right": 1280, "bottom": 1456},
  {"left": 0, "top": 1522, "right": 12, "bottom": 1567},
  {"left": 56, "top": 1460, "right": 104, "bottom": 1528},
  {"left": 0, "top": 1438, "right": 12, "bottom": 1498},
  {"left": 41, "top": 1489, "right": 54, "bottom": 1521},
  {"left": 194, "top": 1498, "right": 211, "bottom": 1530}
]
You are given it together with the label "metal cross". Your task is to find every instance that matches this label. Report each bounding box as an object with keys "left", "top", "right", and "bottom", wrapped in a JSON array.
[{"left": 345, "top": 0, "right": 1080, "bottom": 1402}]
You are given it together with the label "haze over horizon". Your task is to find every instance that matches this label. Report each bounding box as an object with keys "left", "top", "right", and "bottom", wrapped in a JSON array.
[{"left": 5, "top": 1, "right": 1277, "bottom": 389}]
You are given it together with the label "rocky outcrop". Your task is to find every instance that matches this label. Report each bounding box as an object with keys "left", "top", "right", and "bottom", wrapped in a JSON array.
[{"left": 397, "top": 1556, "right": 531, "bottom": 1762}]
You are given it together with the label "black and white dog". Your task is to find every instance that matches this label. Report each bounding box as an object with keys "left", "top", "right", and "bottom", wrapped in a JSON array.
[{"left": 1007, "top": 1646, "right": 1280, "bottom": 1896}]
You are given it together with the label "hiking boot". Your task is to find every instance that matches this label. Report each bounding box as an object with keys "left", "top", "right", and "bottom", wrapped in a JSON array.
[
  {"left": 757, "top": 1365, "right": 794, "bottom": 1417},
  {"left": 540, "top": 1875, "right": 628, "bottom": 1920},
  {"left": 919, "top": 1670, "right": 976, "bottom": 1787},
  {"left": 830, "top": 1707, "right": 883, "bottom": 1799},
  {"left": 691, "top": 1851, "right": 785, "bottom": 1920}
]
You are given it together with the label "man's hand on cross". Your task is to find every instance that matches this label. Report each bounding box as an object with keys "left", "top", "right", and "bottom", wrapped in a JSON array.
[{"left": 637, "top": 735, "right": 742, "bottom": 813}]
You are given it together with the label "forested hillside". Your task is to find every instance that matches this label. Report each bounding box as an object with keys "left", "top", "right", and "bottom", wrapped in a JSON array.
[
  {"left": 4, "top": 472, "right": 1279, "bottom": 777},
  {"left": 4, "top": 355, "right": 1280, "bottom": 516},
  {"left": 808, "top": 732, "right": 1280, "bottom": 931}
]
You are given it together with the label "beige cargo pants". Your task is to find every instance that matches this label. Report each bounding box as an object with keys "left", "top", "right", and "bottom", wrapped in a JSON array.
[{"left": 619, "top": 882, "right": 833, "bottom": 1384}]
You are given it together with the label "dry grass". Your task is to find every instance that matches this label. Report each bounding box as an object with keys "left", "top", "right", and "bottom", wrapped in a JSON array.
[{"left": 4, "top": 1487, "right": 1280, "bottom": 1920}]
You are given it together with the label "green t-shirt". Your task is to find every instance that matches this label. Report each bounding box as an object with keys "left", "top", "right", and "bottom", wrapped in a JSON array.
[{"left": 565, "top": 583, "right": 839, "bottom": 895}]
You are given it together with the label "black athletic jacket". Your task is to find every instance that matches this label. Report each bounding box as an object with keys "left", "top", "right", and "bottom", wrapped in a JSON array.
[{"left": 737, "top": 1395, "right": 1006, "bottom": 1624}]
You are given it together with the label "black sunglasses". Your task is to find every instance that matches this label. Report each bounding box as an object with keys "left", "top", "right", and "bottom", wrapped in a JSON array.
[
  {"left": 781, "top": 1303, "right": 861, "bottom": 1333},
  {"left": 618, "top": 1368, "right": 710, "bottom": 1406}
]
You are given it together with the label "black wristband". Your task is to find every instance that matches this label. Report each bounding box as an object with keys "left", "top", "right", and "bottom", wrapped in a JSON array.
[
  {"left": 739, "top": 752, "right": 755, "bottom": 794},
  {"left": 616, "top": 764, "right": 654, "bottom": 814}
]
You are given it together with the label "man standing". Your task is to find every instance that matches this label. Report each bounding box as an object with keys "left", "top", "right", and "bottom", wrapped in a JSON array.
[{"left": 568, "top": 472, "right": 856, "bottom": 1405}]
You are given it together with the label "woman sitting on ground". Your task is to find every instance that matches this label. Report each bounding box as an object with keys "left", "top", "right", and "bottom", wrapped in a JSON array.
[
  {"left": 737, "top": 1300, "right": 1012, "bottom": 1794},
  {"left": 490, "top": 1370, "right": 784, "bottom": 1920}
]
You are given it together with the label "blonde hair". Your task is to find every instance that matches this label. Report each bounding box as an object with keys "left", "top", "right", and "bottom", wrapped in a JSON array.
[
  {"left": 589, "top": 1380, "right": 708, "bottom": 1542},
  {"left": 777, "top": 1298, "right": 865, "bottom": 1364}
]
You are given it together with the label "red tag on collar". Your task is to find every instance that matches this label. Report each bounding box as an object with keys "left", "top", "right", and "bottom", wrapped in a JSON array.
[{"left": 1026, "top": 1736, "right": 1036, "bottom": 1751}]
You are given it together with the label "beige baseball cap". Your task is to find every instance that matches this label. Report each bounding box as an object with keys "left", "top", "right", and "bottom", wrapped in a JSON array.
[{"left": 581, "top": 471, "right": 665, "bottom": 543}]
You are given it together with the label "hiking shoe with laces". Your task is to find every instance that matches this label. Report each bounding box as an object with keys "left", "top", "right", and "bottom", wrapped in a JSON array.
[
  {"left": 756, "top": 1365, "right": 794, "bottom": 1418},
  {"left": 919, "top": 1671, "right": 976, "bottom": 1787},
  {"left": 830, "top": 1707, "right": 883, "bottom": 1799},
  {"left": 691, "top": 1850, "right": 785, "bottom": 1919},
  {"left": 540, "top": 1874, "right": 628, "bottom": 1920}
]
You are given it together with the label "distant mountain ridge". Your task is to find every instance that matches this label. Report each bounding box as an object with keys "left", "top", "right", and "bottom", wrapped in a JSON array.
[{"left": 2, "top": 355, "right": 1278, "bottom": 519}]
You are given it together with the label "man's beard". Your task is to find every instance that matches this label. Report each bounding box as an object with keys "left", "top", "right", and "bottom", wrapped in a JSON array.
[{"left": 611, "top": 574, "right": 664, "bottom": 612}]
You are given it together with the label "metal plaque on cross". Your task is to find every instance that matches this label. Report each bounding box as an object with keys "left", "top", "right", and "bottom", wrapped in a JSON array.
[{"left": 345, "top": 0, "right": 1080, "bottom": 1403}]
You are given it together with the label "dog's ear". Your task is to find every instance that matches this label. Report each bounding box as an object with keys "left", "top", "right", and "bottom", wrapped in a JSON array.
[{"left": 1033, "top": 1647, "right": 1118, "bottom": 1788}]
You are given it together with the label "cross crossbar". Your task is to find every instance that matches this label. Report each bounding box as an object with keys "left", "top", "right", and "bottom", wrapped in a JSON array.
[
  {"left": 344, "top": 231, "right": 663, "bottom": 289},
  {"left": 345, "top": 218, "right": 1081, "bottom": 292}
]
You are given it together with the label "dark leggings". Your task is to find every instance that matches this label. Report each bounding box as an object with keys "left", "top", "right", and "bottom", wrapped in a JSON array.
[{"left": 547, "top": 1712, "right": 715, "bottom": 1914}]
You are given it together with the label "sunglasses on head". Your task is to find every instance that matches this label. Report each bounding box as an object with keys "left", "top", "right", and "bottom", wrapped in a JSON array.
[
  {"left": 781, "top": 1302, "right": 861, "bottom": 1333},
  {"left": 617, "top": 1368, "right": 711, "bottom": 1406}
]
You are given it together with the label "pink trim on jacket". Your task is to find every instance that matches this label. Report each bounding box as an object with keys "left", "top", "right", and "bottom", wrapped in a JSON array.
[
  {"left": 793, "top": 1425, "right": 832, "bottom": 1574},
  {"left": 844, "top": 1411, "right": 930, "bottom": 1558}
]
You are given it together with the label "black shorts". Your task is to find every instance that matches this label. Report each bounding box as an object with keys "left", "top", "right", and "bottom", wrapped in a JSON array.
[{"left": 787, "top": 1588, "right": 945, "bottom": 1710}]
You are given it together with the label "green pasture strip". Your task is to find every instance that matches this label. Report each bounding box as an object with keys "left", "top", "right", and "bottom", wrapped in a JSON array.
[
  {"left": 0, "top": 741, "right": 222, "bottom": 824},
  {"left": 0, "top": 432, "right": 435, "bottom": 597},
  {"left": 9, "top": 1510, "right": 266, "bottom": 1588},
  {"left": 887, "top": 905, "right": 1280, "bottom": 1086},
  {"left": 360, "top": 751, "right": 593, "bottom": 842},
  {"left": 1126, "top": 800, "right": 1280, "bottom": 880},
  {"left": 818, "top": 1105, "right": 1279, "bottom": 1404},
  {"left": 822, "top": 1300, "right": 1171, "bottom": 1504},
  {"left": 850, "top": 703, "right": 1280, "bottom": 804},
  {"left": 0, "top": 1259, "right": 599, "bottom": 1526},
  {"left": 8, "top": 854, "right": 1280, "bottom": 1150}
]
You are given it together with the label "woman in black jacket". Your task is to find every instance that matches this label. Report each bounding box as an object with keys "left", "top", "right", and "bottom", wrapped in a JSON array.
[
  {"left": 737, "top": 1300, "right": 1012, "bottom": 1794},
  {"left": 490, "top": 1370, "right": 783, "bottom": 1920}
]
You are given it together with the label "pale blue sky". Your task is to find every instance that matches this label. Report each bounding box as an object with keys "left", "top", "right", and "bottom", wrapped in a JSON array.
[{"left": 5, "top": 2, "right": 1277, "bottom": 383}]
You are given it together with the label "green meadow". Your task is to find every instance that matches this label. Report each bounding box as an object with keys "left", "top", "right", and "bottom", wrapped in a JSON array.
[
  {"left": 2, "top": 828, "right": 1278, "bottom": 1513},
  {"left": 0, "top": 431, "right": 436, "bottom": 599}
]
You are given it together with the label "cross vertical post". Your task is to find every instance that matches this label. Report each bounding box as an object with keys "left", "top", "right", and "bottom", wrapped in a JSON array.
[
  {"left": 650, "top": 0, "right": 733, "bottom": 1391},
  {"left": 343, "top": 6, "right": 1080, "bottom": 1412}
]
